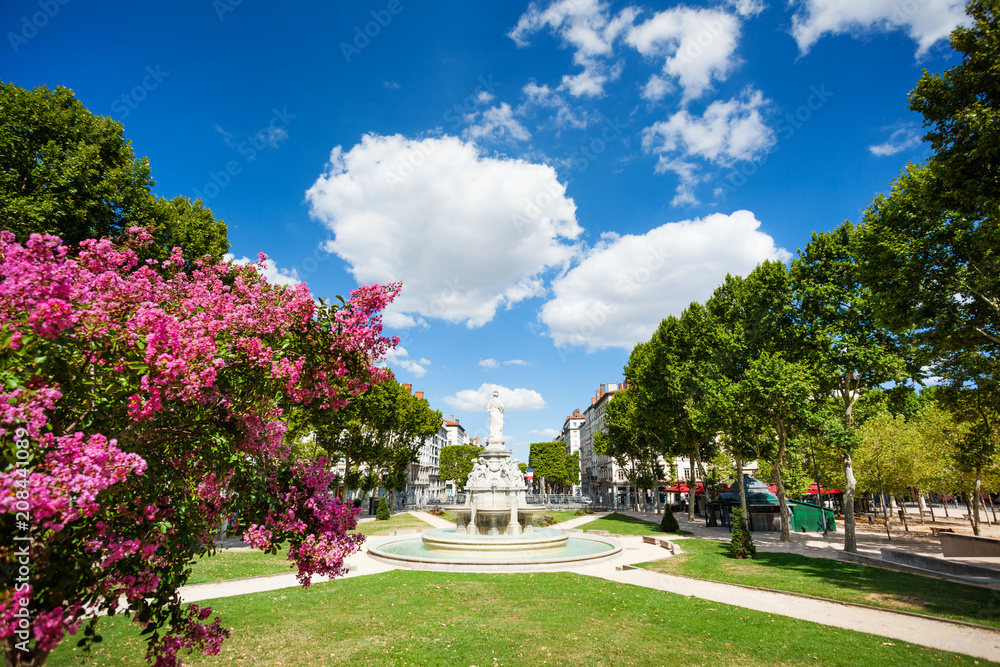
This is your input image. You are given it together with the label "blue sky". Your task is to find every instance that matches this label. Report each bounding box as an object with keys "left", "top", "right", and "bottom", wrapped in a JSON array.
[{"left": 2, "top": 0, "right": 970, "bottom": 462}]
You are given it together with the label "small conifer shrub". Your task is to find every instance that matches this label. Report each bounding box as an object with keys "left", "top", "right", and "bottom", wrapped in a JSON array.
[
  {"left": 659, "top": 506, "right": 680, "bottom": 533},
  {"left": 376, "top": 496, "right": 390, "bottom": 520},
  {"left": 729, "top": 507, "right": 757, "bottom": 559}
]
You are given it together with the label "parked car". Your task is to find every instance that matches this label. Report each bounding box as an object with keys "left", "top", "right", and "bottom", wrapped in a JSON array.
[{"left": 427, "top": 498, "right": 441, "bottom": 505}]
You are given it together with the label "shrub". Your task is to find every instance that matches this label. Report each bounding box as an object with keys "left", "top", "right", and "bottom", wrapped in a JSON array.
[
  {"left": 376, "top": 497, "right": 390, "bottom": 521},
  {"left": 574, "top": 509, "right": 594, "bottom": 517},
  {"left": 659, "top": 506, "right": 680, "bottom": 533},
  {"left": 533, "top": 514, "right": 555, "bottom": 527},
  {"left": 352, "top": 499, "right": 362, "bottom": 508},
  {"left": 729, "top": 508, "right": 757, "bottom": 559},
  {"left": 428, "top": 506, "right": 446, "bottom": 517}
]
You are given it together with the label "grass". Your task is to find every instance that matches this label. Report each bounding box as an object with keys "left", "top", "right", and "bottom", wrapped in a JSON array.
[
  {"left": 48, "top": 570, "right": 992, "bottom": 667},
  {"left": 185, "top": 514, "right": 435, "bottom": 584},
  {"left": 640, "top": 537, "right": 1000, "bottom": 629},
  {"left": 353, "top": 513, "right": 435, "bottom": 536},
  {"left": 582, "top": 512, "right": 693, "bottom": 536},
  {"left": 187, "top": 548, "right": 293, "bottom": 585}
]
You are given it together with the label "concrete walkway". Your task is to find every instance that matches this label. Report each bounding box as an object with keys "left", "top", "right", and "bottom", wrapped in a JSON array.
[{"left": 178, "top": 510, "right": 1000, "bottom": 662}]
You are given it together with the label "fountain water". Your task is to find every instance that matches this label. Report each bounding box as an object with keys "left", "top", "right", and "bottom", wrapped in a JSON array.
[{"left": 367, "top": 390, "right": 621, "bottom": 572}]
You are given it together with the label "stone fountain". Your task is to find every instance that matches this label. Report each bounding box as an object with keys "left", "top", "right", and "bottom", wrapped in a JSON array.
[{"left": 367, "top": 390, "right": 620, "bottom": 571}]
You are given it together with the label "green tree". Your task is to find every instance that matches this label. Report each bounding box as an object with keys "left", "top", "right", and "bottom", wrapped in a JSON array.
[
  {"left": 791, "top": 222, "right": 908, "bottom": 552},
  {"left": 528, "top": 442, "right": 570, "bottom": 496},
  {"left": 287, "top": 375, "right": 441, "bottom": 503},
  {"left": 0, "top": 82, "right": 229, "bottom": 261},
  {"left": 439, "top": 444, "right": 484, "bottom": 489},
  {"left": 858, "top": 3, "right": 1000, "bottom": 535},
  {"left": 376, "top": 496, "right": 390, "bottom": 520},
  {"left": 729, "top": 507, "right": 757, "bottom": 559}
]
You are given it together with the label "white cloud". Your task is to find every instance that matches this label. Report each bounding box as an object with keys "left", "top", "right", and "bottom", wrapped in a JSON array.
[
  {"left": 509, "top": 0, "right": 638, "bottom": 97},
  {"left": 790, "top": 0, "right": 970, "bottom": 57},
  {"left": 463, "top": 103, "right": 532, "bottom": 143},
  {"left": 225, "top": 254, "right": 302, "bottom": 287},
  {"left": 642, "top": 88, "right": 775, "bottom": 204},
  {"left": 626, "top": 7, "right": 742, "bottom": 102},
  {"left": 504, "top": 359, "right": 530, "bottom": 366},
  {"left": 383, "top": 346, "right": 430, "bottom": 378},
  {"left": 479, "top": 358, "right": 500, "bottom": 369},
  {"left": 869, "top": 124, "right": 923, "bottom": 156},
  {"left": 539, "top": 210, "right": 791, "bottom": 350},
  {"left": 442, "top": 383, "right": 548, "bottom": 412},
  {"left": 305, "top": 134, "right": 582, "bottom": 328},
  {"left": 521, "top": 82, "right": 590, "bottom": 129},
  {"left": 528, "top": 428, "right": 561, "bottom": 440},
  {"left": 728, "top": 0, "right": 765, "bottom": 18}
]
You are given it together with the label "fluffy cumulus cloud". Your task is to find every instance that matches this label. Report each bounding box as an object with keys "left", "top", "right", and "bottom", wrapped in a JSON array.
[
  {"left": 869, "top": 124, "right": 923, "bottom": 156},
  {"left": 224, "top": 254, "right": 302, "bottom": 287},
  {"left": 509, "top": 0, "right": 638, "bottom": 97},
  {"left": 442, "top": 383, "right": 548, "bottom": 412},
  {"left": 641, "top": 87, "right": 775, "bottom": 205},
  {"left": 528, "top": 428, "right": 561, "bottom": 439},
  {"left": 728, "top": 0, "right": 766, "bottom": 17},
  {"left": 383, "top": 346, "right": 430, "bottom": 378},
  {"left": 626, "top": 7, "right": 742, "bottom": 102},
  {"left": 463, "top": 103, "right": 532, "bottom": 143},
  {"left": 790, "top": 0, "right": 970, "bottom": 57},
  {"left": 305, "top": 134, "right": 582, "bottom": 328},
  {"left": 479, "top": 358, "right": 500, "bottom": 369},
  {"left": 539, "top": 210, "right": 791, "bottom": 350}
]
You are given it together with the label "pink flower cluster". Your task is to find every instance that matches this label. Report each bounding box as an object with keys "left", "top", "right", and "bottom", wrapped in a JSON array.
[
  {"left": 0, "top": 229, "right": 398, "bottom": 665},
  {"left": 243, "top": 457, "right": 364, "bottom": 587}
]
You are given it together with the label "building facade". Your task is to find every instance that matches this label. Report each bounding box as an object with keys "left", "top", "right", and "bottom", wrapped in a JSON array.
[{"left": 554, "top": 408, "right": 585, "bottom": 494}]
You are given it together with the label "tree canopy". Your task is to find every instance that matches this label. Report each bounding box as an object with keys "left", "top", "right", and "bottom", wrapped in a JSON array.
[
  {"left": 0, "top": 82, "right": 229, "bottom": 262},
  {"left": 439, "top": 444, "right": 484, "bottom": 488}
]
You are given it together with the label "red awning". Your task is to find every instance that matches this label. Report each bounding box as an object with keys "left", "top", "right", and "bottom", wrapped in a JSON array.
[{"left": 807, "top": 482, "right": 840, "bottom": 495}]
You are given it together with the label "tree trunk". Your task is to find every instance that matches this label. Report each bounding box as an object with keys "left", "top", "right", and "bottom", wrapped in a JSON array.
[
  {"left": 963, "top": 493, "right": 978, "bottom": 534},
  {"left": 774, "top": 420, "right": 790, "bottom": 541},
  {"left": 735, "top": 454, "right": 748, "bottom": 529},
  {"left": 925, "top": 489, "right": 935, "bottom": 523},
  {"left": 973, "top": 468, "right": 984, "bottom": 533},
  {"left": 896, "top": 495, "right": 909, "bottom": 533},
  {"left": 941, "top": 490, "right": 950, "bottom": 518},
  {"left": 687, "top": 451, "right": 696, "bottom": 522},
  {"left": 881, "top": 490, "right": 892, "bottom": 540},
  {"left": 693, "top": 442, "right": 704, "bottom": 519},
  {"left": 840, "top": 449, "right": 858, "bottom": 552},
  {"left": 3, "top": 637, "right": 49, "bottom": 667},
  {"left": 989, "top": 493, "right": 998, "bottom": 524}
]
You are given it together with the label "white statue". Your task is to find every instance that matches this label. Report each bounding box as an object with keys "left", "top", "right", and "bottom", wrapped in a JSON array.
[{"left": 487, "top": 389, "right": 504, "bottom": 441}]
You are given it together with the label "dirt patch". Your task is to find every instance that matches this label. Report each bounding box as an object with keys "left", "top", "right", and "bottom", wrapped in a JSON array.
[{"left": 865, "top": 592, "right": 930, "bottom": 609}]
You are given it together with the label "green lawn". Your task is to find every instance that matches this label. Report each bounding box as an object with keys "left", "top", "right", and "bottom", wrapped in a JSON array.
[
  {"left": 641, "top": 537, "right": 1000, "bottom": 629},
  {"left": 186, "top": 514, "right": 434, "bottom": 584},
  {"left": 353, "top": 513, "right": 435, "bottom": 536},
  {"left": 48, "top": 570, "right": 990, "bottom": 666},
  {"left": 533, "top": 509, "right": 587, "bottom": 524},
  {"left": 187, "top": 548, "right": 293, "bottom": 585},
  {"left": 582, "top": 512, "right": 692, "bottom": 536}
]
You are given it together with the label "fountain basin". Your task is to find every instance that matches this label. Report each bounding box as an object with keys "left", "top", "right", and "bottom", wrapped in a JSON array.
[{"left": 368, "top": 529, "right": 622, "bottom": 572}]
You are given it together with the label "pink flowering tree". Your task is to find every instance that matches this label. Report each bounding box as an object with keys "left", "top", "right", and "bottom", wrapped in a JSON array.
[{"left": 0, "top": 229, "right": 400, "bottom": 667}]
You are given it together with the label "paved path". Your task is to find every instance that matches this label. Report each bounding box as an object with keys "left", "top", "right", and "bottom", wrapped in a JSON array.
[{"left": 178, "top": 510, "right": 1000, "bottom": 662}]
